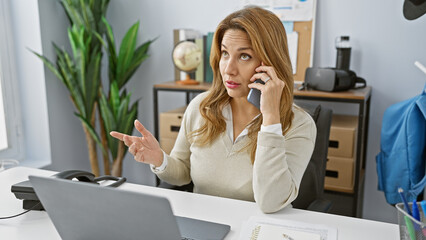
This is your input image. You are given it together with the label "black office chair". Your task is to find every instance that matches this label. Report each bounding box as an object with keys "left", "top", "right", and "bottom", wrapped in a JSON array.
[
  {"left": 159, "top": 102, "right": 333, "bottom": 213},
  {"left": 291, "top": 101, "right": 333, "bottom": 212}
]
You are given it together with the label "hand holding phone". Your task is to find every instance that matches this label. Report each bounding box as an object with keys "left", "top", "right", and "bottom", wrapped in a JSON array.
[
  {"left": 247, "top": 79, "right": 265, "bottom": 109},
  {"left": 248, "top": 64, "right": 285, "bottom": 125}
]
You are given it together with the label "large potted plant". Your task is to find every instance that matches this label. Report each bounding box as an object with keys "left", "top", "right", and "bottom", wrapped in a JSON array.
[{"left": 34, "top": 0, "right": 155, "bottom": 176}]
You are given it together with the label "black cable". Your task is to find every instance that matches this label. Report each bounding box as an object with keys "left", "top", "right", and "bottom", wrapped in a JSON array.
[
  {"left": 94, "top": 176, "right": 127, "bottom": 187},
  {"left": 0, "top": 202, "right": 42, "bottom": 220}
]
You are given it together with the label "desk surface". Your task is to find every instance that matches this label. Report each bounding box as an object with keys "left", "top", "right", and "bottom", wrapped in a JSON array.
[
  {"left": 0, "top": 167, "right": 398, "bottom": 239},
  {"left": 153, "top": 81, "right": 372, "bottom": 100}
]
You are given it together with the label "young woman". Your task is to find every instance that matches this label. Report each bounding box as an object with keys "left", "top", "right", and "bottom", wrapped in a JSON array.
[{"left": 111, "top": 6, "right": 316, "bottom": 213}]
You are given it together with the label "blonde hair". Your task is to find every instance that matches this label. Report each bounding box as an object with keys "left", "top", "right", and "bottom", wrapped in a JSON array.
[{"left": 191, "top": 6, "right": 294, "bottom": 163}]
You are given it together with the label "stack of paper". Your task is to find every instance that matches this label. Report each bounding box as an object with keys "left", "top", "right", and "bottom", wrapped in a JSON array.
[
  {"left": 239, "top": 216, "right": 338, "bottom": 240},
  {"left": 250, "top": 224, "right": 321, "bottom": 240}
]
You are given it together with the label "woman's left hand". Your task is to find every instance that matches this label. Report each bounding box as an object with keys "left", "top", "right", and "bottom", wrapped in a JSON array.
[{"left": 248, "top": 63, "right": 285, "bottom": 125}]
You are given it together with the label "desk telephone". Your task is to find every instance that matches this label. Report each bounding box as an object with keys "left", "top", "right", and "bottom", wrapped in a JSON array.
[{"left": 11, "top": 170, "right": 126, "bottom": 210}]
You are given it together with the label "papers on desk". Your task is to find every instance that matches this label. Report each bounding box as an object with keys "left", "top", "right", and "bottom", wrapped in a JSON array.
[
  {"left": 239, "top": 216, "right": 337, "bottom": 240},
  {"left": 250, "top": 224, "right": 321, "bottom": 240}
]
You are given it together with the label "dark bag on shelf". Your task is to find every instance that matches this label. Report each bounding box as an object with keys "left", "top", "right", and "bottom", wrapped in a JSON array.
[{"left": 303, "top": 67, "right": 366, "bottom": 92}]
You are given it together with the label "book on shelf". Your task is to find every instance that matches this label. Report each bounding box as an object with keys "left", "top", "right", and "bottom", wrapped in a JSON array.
[
  {"left": 204, "top": 32, "right": 214, "bottom": 83},
  {"left": 194, "top": 37, "right": 204, "bottom": 83}
]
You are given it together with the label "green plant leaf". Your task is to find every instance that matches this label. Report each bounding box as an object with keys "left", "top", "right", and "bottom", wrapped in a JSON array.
[
  {"left": 123, "top": 102, "right": 138, "bottom": 135},
  {"left": 35, "top": 0, "right": 154, "bottom": 169},
  {"left": 52, "top": 43, "right": 87, "bottom": 116},
  {"left": 31, "top": 50, "right": 65, "bottom": 86},
  {"left": 53, "top": 46, "right": 72, "bottom": 86},
  {"left": 119, "top": 38, "right": 155, "bottom": 87},
  {"left": 67, "top": 27, "right": 89, "bottom": 96},
  {"left": 99, "top": 91, "right": 118, "bottom": 157},
  {"left": 84, "top": 49, "right": 101, "bottom": 115},
  {"left": 121, "top": 53, "right": 149, "bottom": 85},
  {"left": 60, "top": 0, "right": 74, "bottom": 25},
  {"left": 110, "top": 81, "right": 120, "bottom": 115},
  {"left": 68, "top": 26, "right": 79, "bottom": 58},
  {"left": 93, "top": 32, "right": 106, "bottom": 47},
  {"left": 99, "top": 91, "right": 116, "bottom": 131},
  {"left": 93, "top": 0, "right": 110, "bottom": 34},
  {"left": 116, "top": 94, "right": 130, "bottom": 124},
  {"left": 79, "top": 0, "right": 96, "bottom": 31},
  {"left": 116, "top": 21, "right": 139, "bottom": 87},
  {"left": 135, "top": 38, "right": 156, "bottom": 58},
  {"left": 75, "top": 113, "right": 107, "bottom": 155},
  {"left": 75, "top": 48, "right": 86, "bottom": 100},
  {"left": 102, "top": 17, "right": 115, "bottom": 51},
  {"left": 102, "top": 17, "right": 117, "bottom": 85},
  {"left": 61, "top": 0, "right": 84, "bottom": 27}
]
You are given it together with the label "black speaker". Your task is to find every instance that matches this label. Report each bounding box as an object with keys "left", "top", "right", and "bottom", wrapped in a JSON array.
[{"left": 304, "top": 68, "right": 366, "bottom": 92}]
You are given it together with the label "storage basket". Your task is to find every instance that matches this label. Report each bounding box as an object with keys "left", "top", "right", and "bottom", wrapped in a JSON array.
[{"left": 396, "top": 202, "right": 426, "bottom": 240}]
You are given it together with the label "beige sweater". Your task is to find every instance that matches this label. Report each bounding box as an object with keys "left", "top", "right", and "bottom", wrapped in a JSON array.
[{"left": 154, "top": 92, "right": 316, "bottom": 213}]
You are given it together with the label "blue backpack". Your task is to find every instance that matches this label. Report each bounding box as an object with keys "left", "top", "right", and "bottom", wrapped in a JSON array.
[{"left": 376, "top": 85, "right": 426, "bottom": 204}]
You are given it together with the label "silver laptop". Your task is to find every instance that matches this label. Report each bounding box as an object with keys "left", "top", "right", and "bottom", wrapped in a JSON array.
[{"left": 28, "top": 176, "right": 230, "bottom": 240}]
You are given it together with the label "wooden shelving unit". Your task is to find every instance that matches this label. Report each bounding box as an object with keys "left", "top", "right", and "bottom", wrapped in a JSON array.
[{"left": 153, "top": 81, "right": 372, "bottom": 217}]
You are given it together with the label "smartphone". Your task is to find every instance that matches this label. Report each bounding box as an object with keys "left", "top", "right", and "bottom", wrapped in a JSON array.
[{"left": 247, "top": 79, "right": 265, "bottom": 109}]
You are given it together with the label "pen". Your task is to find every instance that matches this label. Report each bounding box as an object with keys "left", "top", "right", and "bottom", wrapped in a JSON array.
[
  {"left": 404, "top": 215, "right": 416, "bottom": 240},
  {"left": 412, "top": 200, "right": 421, "bottom": 232},
  {"left": 421, "top": 200, "right": 426, "bottom": 218},
  {"left": 398, "top": 187, "right": 412, "bottom": 216},
  {"left": 412, "top": 200, "right": 420, "bottom": 221},
  {"left": 282, "top": 233, "right": 295, "bottom": 240},
  {"left": 421, "top": 200, "right": 426, "bottom": 237}
]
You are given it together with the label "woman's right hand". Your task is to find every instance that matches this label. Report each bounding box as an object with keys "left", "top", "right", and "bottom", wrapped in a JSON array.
[{"left": 110, "top": 120, "right": 163, "bottom": 167}]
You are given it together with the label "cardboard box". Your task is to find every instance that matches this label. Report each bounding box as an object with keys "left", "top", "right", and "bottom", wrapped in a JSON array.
[
  {"left": 159, "top": 106, "right": 186, "bottom": 154},
  {"left": 159, "top": 106, "right": 186, "bottom": 139},
  {"left": 328, "top": 114, "right": 358, "bottom": 158},
  {"left": 160, "top": 137, "right": 176, "bottom": 155},
  {"left": 324, "top": 155, "right": 355, "bottom": 193}
]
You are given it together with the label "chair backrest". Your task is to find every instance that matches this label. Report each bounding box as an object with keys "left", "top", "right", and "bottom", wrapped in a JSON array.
[{"left": 291, "top": 101, "right": 332, "bottom": 210}]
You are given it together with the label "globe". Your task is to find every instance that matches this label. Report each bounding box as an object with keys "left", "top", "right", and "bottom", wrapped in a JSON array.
[
  {"left": 172, "top": 41, "right": 202, "bottom": 85},
  {"left": 172, "top": 41, "right": 201, "bottom": 72}
]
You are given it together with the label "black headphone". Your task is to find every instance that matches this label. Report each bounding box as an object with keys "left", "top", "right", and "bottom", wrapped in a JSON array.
[{"left": 403, "top": 0, "right": 426, "bottom": 20}]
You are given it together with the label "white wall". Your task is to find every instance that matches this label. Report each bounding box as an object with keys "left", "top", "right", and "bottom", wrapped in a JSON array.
[
  {"left": 10, "top": 0, "right": 425, "bottom": 223},
  {"left": 313, "top": 0, "right": 425, "bottom": 223}
]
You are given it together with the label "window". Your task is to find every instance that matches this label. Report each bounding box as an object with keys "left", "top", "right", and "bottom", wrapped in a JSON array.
[
  {"left": 0, "top": 73, "right": 8, "bottom": 151},
  {"left": 0, "top": 0, "right": 23, "bottom": 161}
]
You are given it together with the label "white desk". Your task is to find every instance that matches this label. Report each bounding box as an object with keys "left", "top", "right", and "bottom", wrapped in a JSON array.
[{"left": 0, "top": 167, "right": 399, "bottom": 239}]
